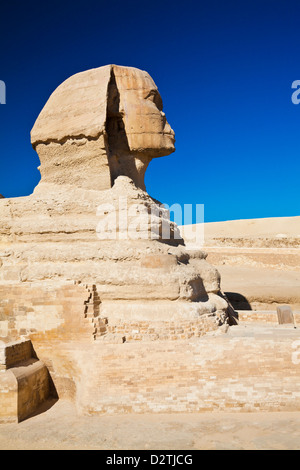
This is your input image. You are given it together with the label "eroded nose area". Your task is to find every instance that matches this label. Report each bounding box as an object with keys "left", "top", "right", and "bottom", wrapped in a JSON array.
[
  {"left": 164, "top": 119, "right": 175, "bottom": 137},
  {"left": 160, "top": 112, "right": 174, "bottom": 136}
]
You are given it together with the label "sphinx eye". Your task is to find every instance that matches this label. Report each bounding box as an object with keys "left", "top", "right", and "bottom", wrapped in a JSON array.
[
  {"left": 145, "top": 90, "right": 157, "bottom": 102},
  {"left": 145, "top": 90, "right": 163, "bottom": 110}
]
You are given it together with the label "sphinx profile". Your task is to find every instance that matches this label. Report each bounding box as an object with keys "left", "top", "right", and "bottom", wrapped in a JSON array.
[{"left": 31, "top": 65, "right": 175, "bottom": 193}]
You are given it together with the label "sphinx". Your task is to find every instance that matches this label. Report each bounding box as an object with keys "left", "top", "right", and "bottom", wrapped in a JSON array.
[
  {"left": 0, "top": 65, "right": 233, "bottom": 419},
  {"left": 0, "top": 65, "right": 229, "bottom": 342}
]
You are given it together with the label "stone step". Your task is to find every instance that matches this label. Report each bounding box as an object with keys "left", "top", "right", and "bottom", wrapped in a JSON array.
[{"left": 0, "top": 340, "right": 52, "bottom": 423}]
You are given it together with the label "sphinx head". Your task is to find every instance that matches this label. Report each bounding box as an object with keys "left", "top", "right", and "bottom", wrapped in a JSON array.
[{"left": 31, "top": 65, "right": 175, "bottom": 192}]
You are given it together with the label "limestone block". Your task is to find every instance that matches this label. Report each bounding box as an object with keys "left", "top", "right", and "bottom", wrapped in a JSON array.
[
  {"left": 0, "top": 340, "right": 51, "bottom": 422},
  {"left": 140, "top": 254, "right": 178, "bottom": 270},
  {"left": 277, "top": 305, "right": 295, "bottom": 325}
]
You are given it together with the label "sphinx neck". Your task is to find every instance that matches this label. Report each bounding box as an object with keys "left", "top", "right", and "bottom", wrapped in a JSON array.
[{"left": 108, "top": 151, "right": 150, "bottom": 191}]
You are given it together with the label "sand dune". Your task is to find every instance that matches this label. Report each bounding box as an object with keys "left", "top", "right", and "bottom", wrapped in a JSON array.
[{"left": 180, "top": 215, "right": 300, "bottom": 247}]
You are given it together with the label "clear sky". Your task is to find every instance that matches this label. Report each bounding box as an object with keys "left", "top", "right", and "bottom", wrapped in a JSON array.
[{"left": 0, "top": 0, "right": 299, "bottom": 223}]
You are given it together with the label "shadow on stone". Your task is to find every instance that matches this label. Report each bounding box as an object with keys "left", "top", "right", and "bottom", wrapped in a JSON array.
[{"left": 23, "top": 397, "right": 59, "bottom": 422}]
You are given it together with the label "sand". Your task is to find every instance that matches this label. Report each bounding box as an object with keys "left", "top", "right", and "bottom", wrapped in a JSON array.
[
  {"left": 0, "top": 399, "right": 300, "bottom": 450},
  {"left": 181, "top": 215, "right": 300, "bottom": 240}
]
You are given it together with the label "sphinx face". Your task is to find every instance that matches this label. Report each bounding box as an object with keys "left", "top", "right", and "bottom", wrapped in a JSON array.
[{"left": 113, "top": 66, "right": 175, "bottom": 158}]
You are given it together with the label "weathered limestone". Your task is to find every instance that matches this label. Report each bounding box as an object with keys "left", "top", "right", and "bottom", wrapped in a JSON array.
[
  {"left": 31, "top": 66, "right": 112, "bottom": 191},
  {"left": 0, "top": 65, "right": 231, "bottom": 417},
  {"left": 1, "top": 64, "right": 228, "bottom": 334},
  {"left": 31, "top": 65, "right": 175, "bottom": 192}
]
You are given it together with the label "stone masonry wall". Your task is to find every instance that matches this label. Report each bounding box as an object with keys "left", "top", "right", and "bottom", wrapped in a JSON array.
[
  {"left": 78, "top": 331, "right": 300, "bottom": 414},
  {"left": 30, "top": 325, "right": 300, "bottom": 414},
  {"left": 0, "top": 282, "right": 96, "bottom": 341}
]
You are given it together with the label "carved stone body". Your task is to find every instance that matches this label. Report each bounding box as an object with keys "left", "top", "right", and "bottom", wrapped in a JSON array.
[{"left": 0, "top": 65, "right": 228, "bottom": 338}]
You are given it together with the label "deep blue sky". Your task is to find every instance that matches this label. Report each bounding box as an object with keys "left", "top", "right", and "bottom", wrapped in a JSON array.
[{"left": 0, "top": 0, "right": 299, "bottom": 223}]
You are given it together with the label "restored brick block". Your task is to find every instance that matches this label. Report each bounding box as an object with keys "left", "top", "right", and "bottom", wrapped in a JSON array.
[{"left": 0, "top": 340, "right": 51, "bottom": 423}]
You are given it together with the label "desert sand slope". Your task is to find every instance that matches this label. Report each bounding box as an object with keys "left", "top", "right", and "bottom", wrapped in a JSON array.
[
  {"left": 179, "top": 216, "right": 300, "bottom": 310},
  {"left": 180, "top": 216, "right": 300, "bottom": 245},
  {"left": 205, "top": 215, "right": 300, "bottom": 240}
]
